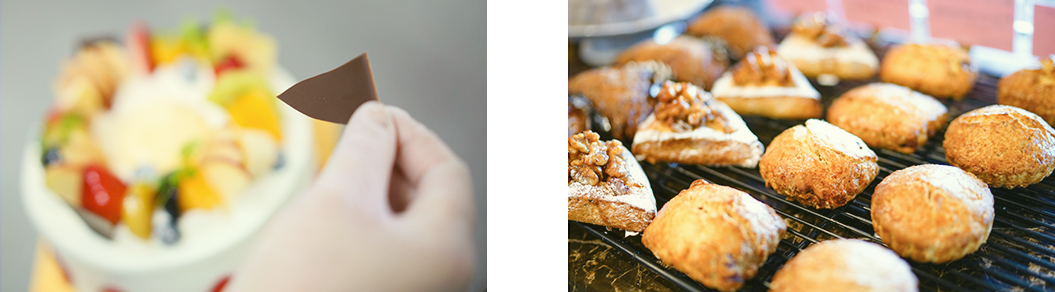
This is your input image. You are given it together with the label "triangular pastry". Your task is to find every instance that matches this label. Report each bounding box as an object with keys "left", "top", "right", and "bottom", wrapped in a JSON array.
[
  {"left": 632, "top": 81, "right": 764, "bottom": 167},
  {"left": 776, "top": 13, "right": 879, "bottom": 80},
  {"left": 568, "top": 131, "right": 656, "bottom": 232},
  {"left": 711, "top": 46, "right": 822, "bottom": 119}
]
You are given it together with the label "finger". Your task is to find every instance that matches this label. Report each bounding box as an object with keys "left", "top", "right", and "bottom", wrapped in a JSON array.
[
  {"left": 387, "top": 166, "right": 413, "bottom": 213},
  {"left": 313, "top": 101, "right": 397, "bottom": 218},
  {"left": 403, "top": 155, "right": 475, "bottom": 235},
  {"left": 383, "top": 106, "right": 463, "bottom": 210}
]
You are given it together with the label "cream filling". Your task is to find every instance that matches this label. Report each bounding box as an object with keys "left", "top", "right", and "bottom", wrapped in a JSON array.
[
  {"left": 777, "top": 34, "right": 879, "bottom": 69},
  {"left": 632, "top": 100, "right": 763, "bottom": 166},
  {"left": 710, "top": 64, "right": 820, "bottom": 99}
]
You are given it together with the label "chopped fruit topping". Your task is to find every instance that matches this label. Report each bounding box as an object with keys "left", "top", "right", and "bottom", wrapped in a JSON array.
[
  {"left": 568, "top": 131, "right": 630, "bottom": 187},
  {"left": 45, "top": 165, "right": 83, "bottom": 206},
  {"left": 121, "top": 182, "right": 155, "bottom": 239},
  {"left": 792, "top": 13, "right": 848, "bottom": 48},
  {"left": 178, "top": 168, "right": 224, "bottom": 211},
  {"left": 731, "top": 47, "right": 795, "bottom": 87},
  {"left": 208, "top": 19, "right": 277, "bottom": 73},
  {"left": 238, "top": 129, "right": 279, "bottom": 177},
  {"left": 214, "top": 54, "right": 245, "bottom": 76},
  {"left": 127, "top": 22, "right": 154, "bottom": 74},
  {"left": 201, "top": 159, "right": 252, "bottom": 202},
  {"left": 211, "top": 275, "right": 232, "bottom": 292},
  {"left": 42, "top": 147, "right": 62, "bottom": 166},
  {"left": 654, "top": 81, "right": 733, "bottom": 133},
  {"left": 227, "top": 87, "right": 283, "bottom": 141},
  {"left": 82, "top": 165, "right": 127, "bottom": 224}
]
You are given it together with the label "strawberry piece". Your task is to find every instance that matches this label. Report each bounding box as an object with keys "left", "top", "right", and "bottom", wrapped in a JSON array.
[
  {"left": 127, "top": 21, "right": 154, "bottom": 74},
  {"left": 211, "top": 275, "right": 232, "bottom": 292},
  {"left": 214, "top": 54, "right": 245, "bottom": 76},
  {"left": 81, "top": 165, "right": 127, "bottom": 224}
]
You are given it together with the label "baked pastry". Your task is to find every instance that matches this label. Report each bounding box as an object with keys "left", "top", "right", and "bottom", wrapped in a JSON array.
[
  {"left": 998, "top": 56, "right": 1055, "bottom": 126},
  {"left": 569, "top": 61, "right": 672, "bottom": 141},
  {"left": 827, "top": 83, "right": 948, "bottom": 154},
  {"left": 568, "top": 95, "right": 592, "bottom": 136},
  {"left": 943, "top": 105, "right": 1055, "bottom": 188},
  {"left": 871, "top": 164, "right": 994, "bottom": 263},
  {"left": 769, "top": 239, "right": 918, "bottom": 292},
  {"left": 641, "top": 180, "right": 785, "bottom": 291},
  {"left": 776, "top": 13, "right": 879, "bottom": 80},
  {"left": 759, "top": 119, "right": 878, "bottom": 209},
  {"left": 710, "top": 46, "right": 822, "bottom": 119},
  {"left": 614, "top": 35, "right": 729, "bottom": 90},
  {"left": 631, "top": 81, "right": 764, "bottom": 167},
  {"left": 685, "top": 6, "right": 775, "bottom": 60},
  {"left": 880, "top": 43, "right": 977, "bottom": 100},
  {"left": 568, "top": 131, "right": 657, "bottom": 232}
]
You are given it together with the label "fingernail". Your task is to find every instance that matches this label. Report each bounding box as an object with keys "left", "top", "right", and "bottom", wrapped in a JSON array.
[{"left": 375, "top": 101, "right": 396, "bottom": 136}]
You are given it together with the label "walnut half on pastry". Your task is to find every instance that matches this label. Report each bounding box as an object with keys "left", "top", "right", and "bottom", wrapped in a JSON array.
[
  {"left": 568, "top": 131, "right": 656, "bottom": 232},
  {"left": 710, "top": 46, "right": 822, "bottom": 119},
  {"left": 631, "top": 81, "right": 764, "bottom": 167},
  {"left": 776, "top": 12, "right": 878, "bottom": 80}
]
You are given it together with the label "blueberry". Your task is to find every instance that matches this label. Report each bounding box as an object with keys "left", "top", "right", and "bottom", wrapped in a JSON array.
[
  {"left": 157, "top": 221, "right": 181, "bottom": 245},
  {"left": 273, "top": 151, "right": 285, "bottom": 170},
  {"left": 41, "top": 147, "right": 62, "bottom": 166}
]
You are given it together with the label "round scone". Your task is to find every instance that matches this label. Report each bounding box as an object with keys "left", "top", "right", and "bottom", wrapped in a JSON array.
[
  {"left": 759, "top": 119, "right": 878, "bottom": 209},
  {"left": 879, "top": 43, "right": 977, "bottom": 100},
  {"left": 614, "top": 35, "right": 729, "bottom": 90},
  {"left": 998, "top": 57, "right": 1055, "bottom": 126},
  {"left": 827, "top": 83, "right": 948, "bottom": 154},
  {"left": 769, "top": 239, "right": 918, "bottom": 292},
  {"left": 944, "top": 105, "right": 1055, "bottom": 188},
  {"left": 641, "top": 180, "right": 785, "bottom": 292},
  {"left": 871, "top": 164, "right": 994, "bottom": 263},
  {"left": 685, "top": 6, "right": 775, "bottom": 60}
]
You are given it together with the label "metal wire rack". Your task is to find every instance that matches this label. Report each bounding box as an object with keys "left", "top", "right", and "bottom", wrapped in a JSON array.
[{"left": 570, "top": 71, "right": 1055, "bottom": 291}]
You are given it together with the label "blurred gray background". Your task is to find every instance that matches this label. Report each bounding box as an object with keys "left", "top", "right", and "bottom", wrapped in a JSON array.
[{"left": 1, "top": 0, "right": 486, "bottom": 290}]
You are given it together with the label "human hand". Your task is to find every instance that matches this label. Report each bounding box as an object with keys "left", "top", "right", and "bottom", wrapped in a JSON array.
[{"left": 226, "top": 101, "right": 475, "bottom": 292}]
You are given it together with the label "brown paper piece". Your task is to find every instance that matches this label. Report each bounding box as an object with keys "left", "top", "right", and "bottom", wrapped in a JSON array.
[{"left": 278, "top": 53, "right": 378, "bottom": 124}]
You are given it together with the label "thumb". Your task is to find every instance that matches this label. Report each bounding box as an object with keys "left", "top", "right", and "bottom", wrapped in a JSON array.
[{"left": 312, "top": 101, "right": 397, "bottom": 218}]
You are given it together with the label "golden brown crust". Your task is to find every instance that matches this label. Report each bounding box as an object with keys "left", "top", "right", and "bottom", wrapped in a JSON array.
[
  {"left": 568, "top": 139, "right": 657, "bottom": 232},
  {"left": 997, "top": 58, "right": 1055, "bottom": 126},
  {"left": 769, "top": 239, "right": 918, "bottom": 292},
  {"left": 716, "top": 95, "right": 821, "bottom": 119},
  {"left": 614, "top": 36, "right": 729, "bottom": 91},
  {"left": 827, "top": 83, "right": 948, "bottom": 154},
  {"left": 879, "top": 43, "right": 977, "bottom": 100},
  {"left": 685, "top": 6, "right": 775, "bottom": 60},
  {"left": 568, "top": 63, "right": 669, "bottom": 141},
  {"left": 759, "top": 119, "right": 878, "bottom": 209},
  {"left": 871, "top": 164, "right": 994, "bottom": 263},
  {"left": 642, "top": 180, "right": 785, "bottom": 291},
  {"left": 943, "top": 105, "right": 1055, "bottom": 188}
]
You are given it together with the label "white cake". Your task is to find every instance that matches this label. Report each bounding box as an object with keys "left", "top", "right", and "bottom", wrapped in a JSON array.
[{"left": 22, "top": 17, "right": 313, "bottom": 292}]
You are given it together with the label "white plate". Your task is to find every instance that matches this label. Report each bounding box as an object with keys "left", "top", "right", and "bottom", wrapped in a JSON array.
[
  {"left": 569, "top": 0, "right": 713, "bottom": 38},
  {"left": 21, "top": 67, "right": 314, "bottom": 292}
]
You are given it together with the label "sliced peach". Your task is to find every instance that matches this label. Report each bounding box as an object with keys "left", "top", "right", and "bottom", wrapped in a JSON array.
[
  {"left": 226, "top": 88, "right": 282, "bottom": 141},
  {"left": 121, "top": 183, "right": 154, "bottom": 239},
  {"left": 177, "top": 169, "right": 223, "bottom": 211}
]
